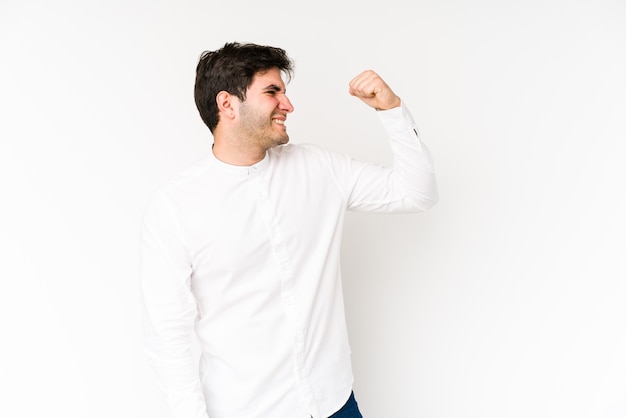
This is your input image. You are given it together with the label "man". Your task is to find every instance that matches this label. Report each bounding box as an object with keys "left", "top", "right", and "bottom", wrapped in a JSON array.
[{"left": 140, "top": 42, "right": 438, "bottom": 418}]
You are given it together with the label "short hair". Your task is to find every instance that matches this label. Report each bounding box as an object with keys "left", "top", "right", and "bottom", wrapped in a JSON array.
[{"left": 194, "top": 42, "right": 295, "bottom": 133}]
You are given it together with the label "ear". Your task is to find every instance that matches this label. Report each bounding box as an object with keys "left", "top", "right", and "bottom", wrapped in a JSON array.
[{"left": 216, "top": 91, "right": 237, "bottom": 120}]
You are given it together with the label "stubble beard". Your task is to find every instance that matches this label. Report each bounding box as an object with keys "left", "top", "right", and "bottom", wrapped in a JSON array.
[{"left": 239, "top": 104, "right": 289, "bottom": 151}]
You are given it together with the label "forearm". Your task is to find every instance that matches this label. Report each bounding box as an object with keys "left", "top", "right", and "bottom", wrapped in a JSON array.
[
  {"left": 346, "top": 101, "right": 438, "bottom": 212},
  {"left": 143, "top": 325, "right": 208, "bottom": 418},
  {"left": 379, "top": 101, "right": 438, "bottom": 209}
]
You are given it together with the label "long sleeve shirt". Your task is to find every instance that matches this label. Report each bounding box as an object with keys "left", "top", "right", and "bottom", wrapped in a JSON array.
[{"left": 140, "top": 102, "right": 438, "bottom": 418}]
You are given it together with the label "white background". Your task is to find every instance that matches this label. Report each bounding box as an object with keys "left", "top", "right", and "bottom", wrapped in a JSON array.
[{"left": 1, "top": 1, "right": 625, "bottom": 417}]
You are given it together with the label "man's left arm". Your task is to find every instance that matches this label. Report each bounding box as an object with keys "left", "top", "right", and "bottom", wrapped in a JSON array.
[{"left": 341, "top": 70, "right": 438, "bottom": 213}]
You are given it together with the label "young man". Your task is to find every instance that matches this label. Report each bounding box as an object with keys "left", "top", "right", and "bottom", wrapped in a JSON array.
[{"left": 140, "top": 42, "right": 438, "bottom": 418}]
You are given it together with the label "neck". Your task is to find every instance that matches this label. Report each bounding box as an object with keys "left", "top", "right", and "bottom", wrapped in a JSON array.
[{"left": 212, "top": 140, "right": 267, "bottom": 166}]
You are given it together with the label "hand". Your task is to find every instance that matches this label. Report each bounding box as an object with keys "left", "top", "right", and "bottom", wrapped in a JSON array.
[{"left": 348, "top": 70, "right": 401, "bottom": 110}]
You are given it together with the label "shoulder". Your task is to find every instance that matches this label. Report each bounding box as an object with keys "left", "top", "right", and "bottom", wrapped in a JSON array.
[
  {"left": 146, "top": 157, "right": 213, "bottom": 207},
  {"left": 167, "top": 157, "right": 213, "bottom": 186}
]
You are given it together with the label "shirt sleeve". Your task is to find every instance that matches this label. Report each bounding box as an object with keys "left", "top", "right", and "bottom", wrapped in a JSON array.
[
  {"left": 329, "top": 101, "right": 438, "bottom": 213},
  {"left": 140, "top": 190, "right": 210, "bottom": 418}
]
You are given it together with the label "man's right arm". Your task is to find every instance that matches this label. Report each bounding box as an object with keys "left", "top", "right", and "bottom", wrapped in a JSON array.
[{"left": 140, "top": 190, "right": 209, "bottom": 418}]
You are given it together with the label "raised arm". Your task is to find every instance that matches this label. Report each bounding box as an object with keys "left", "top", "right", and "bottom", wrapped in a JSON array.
[{"left": 323, "top": 70, "right": 438, "bottom": 213}]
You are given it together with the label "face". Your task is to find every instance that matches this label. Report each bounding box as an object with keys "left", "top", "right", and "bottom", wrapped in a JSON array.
[{"left": 235, "top": 67, "right": 294, "bottom": 150}]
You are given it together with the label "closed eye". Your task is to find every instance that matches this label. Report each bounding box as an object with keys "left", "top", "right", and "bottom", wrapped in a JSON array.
[{"left": 264, "top": 84, "right": 285, "bottom": 96}]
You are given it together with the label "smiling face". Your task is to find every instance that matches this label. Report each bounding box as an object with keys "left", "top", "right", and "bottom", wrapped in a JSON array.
[{"left": 235, "top": 67, "right": 294, "bottom": 151}]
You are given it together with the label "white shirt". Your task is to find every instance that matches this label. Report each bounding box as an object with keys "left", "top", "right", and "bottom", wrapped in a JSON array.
[{"left": 140, "top": 102, "right": 438, "bottom": 418}]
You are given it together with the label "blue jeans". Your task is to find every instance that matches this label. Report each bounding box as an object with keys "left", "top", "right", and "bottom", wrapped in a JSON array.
[{"left": 328, "top": 391, "right": 363, "bottom": 418}]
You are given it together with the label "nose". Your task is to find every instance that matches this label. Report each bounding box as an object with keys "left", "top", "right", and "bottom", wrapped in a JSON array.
[{"left": 279, "top": 94, "right": 294, "bottom": 113}]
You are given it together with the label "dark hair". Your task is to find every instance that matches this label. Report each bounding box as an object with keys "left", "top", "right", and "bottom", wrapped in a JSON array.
[{"left": 194, "top": 42, "right": 294, "bottom": 133}]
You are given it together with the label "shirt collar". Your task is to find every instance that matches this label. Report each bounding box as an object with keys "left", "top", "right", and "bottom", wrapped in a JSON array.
[{"left": 209, "top": 146, "right": 269, "bottom": 176}]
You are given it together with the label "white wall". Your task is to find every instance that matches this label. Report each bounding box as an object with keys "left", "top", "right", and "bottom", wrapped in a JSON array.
[{"left": 1, "top": 1, "right": 624, "bottom": 417}]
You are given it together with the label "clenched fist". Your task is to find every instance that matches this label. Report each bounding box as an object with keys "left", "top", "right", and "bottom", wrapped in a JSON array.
[{"left": 348, "top": 70, "right": 401, "bottom": 111}]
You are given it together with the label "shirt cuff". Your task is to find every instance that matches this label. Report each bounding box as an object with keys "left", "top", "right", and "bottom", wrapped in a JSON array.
[{"left": 375, "top": 101, "right": 419, "bottom": 136}]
